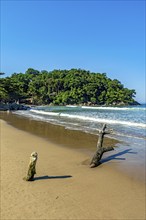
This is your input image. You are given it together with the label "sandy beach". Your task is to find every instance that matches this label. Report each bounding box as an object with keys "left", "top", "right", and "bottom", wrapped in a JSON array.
[{"left": 1, "top": 116, "right": 145, "bottom": 219}]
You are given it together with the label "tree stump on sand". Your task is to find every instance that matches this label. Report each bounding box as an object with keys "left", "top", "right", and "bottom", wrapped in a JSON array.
[
  {"left": 23, "top": 152, "right": 38, "bottom": 181},
  {"left": 90, "top": 124, "right": 114, "bottom": 168}
]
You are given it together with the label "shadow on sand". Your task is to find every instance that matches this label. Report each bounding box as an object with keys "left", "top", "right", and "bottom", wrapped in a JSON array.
[
  {"left": 81, "top": 148, "right": 138, "bottom": 166},
  {"left": 101, "top": 148, "right": 137, "bottom": 164},
  {"left": 34, "top": 175, "right": 72, "bottom": 181}
]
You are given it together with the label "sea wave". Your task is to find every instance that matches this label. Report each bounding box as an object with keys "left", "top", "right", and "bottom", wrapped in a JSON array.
[
  {"left": 30, "top": 109, "right": 146, "bottom": 128},
  {"left": 81, "top": 106, "right": 146, "bottom": 111},
  {"left": 66, "top": 105, "right": 78, "bottom": 108},
  {"left": 61, "top": 113, "right": 146, "bottom": 128},
  {"left": 30, "top": 109, "right": 60, "bottom": 116}
]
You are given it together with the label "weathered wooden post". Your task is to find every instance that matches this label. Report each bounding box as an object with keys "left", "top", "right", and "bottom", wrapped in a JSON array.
[
  {"left": 90, "top": 124, "right": 114, "bottom": 168},
  {"left": 23, "top": 152, "right": 38, "bottom": 181}
]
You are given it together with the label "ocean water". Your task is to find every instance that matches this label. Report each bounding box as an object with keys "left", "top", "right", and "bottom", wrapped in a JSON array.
[{"left": 13, "top": 104, "right": 146, "bottom": 148}]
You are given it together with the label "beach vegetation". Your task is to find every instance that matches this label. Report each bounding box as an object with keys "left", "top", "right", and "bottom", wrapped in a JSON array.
[{"left": 0, "top": 68, "right": 138, "bottom": 106}]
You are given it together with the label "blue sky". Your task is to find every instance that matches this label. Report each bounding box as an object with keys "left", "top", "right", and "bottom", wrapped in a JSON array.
[{"left": 1, "top": 0, "right": 145, "bottom": 103}]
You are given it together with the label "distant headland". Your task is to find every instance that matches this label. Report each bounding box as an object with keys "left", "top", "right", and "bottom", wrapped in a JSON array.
[{"left": 0, "top": 68, "right": 140, "bottom": 109}]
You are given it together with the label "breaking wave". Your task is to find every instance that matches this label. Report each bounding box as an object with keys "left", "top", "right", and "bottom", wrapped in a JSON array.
[{"left": 30, "top": 109, "right": 146, "bottom": 128}]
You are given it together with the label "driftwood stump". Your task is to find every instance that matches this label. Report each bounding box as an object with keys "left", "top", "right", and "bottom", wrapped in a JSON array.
[
  {"left": 23, "top": 152, "right": 38, "bottom": 181},
  {"left": 90, "top": 124, "right": 114, "bottom": 168}
]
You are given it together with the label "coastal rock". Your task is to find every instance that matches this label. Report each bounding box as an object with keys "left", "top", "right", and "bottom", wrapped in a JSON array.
[{"left": 0, "top": 102, "right": 30, "bottom": 111}]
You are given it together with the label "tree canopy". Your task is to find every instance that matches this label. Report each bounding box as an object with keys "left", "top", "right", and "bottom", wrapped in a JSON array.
[{"left": 0, "top": 68, "right": 138, "bottom": 106}]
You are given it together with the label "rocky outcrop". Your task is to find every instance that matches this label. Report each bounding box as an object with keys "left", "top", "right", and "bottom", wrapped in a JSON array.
[{"left": 0, "top": 102, "right": 30, "bottom": 111}]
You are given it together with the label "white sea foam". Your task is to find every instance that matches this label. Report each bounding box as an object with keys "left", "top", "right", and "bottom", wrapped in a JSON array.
[
  {"left": 30, "top": 109, "right": 60, "bottom": 116},
  {"left": 60, "top": 113, "right": 146, "bottom": 128},
  {"left": 81, "top": 106, "right": 146, "bottom": 111},
  {"left": 29, "top": 109, "right": 146, "bottom": 128},
  {"left": 66, "top": 105, "right": 78, "bottom": 108}
]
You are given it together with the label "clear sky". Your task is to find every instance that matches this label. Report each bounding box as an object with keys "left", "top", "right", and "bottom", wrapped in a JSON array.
[{"left": 1, "top": 0, "right": 145, "bottom": 103}]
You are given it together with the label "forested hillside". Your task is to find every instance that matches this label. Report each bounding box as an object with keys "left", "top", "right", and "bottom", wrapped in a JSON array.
[{"left": 0, "top": 68, "right": 138, "bottom": 106}]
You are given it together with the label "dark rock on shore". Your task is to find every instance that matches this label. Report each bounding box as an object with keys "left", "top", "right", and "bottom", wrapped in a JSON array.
[{"left": 0, "top": 103, "right": 31, "bottom": 111}]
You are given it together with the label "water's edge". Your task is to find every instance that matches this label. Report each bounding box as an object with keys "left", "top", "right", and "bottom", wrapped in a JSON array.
[{"left": 0, "top": 111, "right": 145, "bottom": 183}]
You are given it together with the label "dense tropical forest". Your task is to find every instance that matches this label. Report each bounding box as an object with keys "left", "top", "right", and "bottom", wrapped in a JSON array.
[{"left": 0, "top": 68, "right": 138, "bottom": 106}]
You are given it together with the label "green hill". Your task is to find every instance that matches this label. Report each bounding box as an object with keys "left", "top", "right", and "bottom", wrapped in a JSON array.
[{"left": 0, "top": 68, "right": 139, "bottom": 106}]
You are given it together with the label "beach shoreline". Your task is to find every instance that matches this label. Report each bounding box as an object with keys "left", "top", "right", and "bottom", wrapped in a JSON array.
[
  {"left": 0, "top": 111, "right": 145, "bottom": 181},
  {"left": 1, "top": 113, "right": 146, "bottom": 219},
  {"left": 0, "top": 111, "right": 120, "bottom": 155}
]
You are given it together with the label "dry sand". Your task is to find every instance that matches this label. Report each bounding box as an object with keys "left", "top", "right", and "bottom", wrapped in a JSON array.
[{"left": 1, "top": 119, "right": 145, "bottom": 219}]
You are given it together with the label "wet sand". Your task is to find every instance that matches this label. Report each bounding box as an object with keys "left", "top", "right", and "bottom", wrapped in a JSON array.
[
  {"left": 0, "top": 113, "right": 146, "bottom": 219},
  {"left": 0, "top": 112, "right": 119, "bottom": 151}
]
